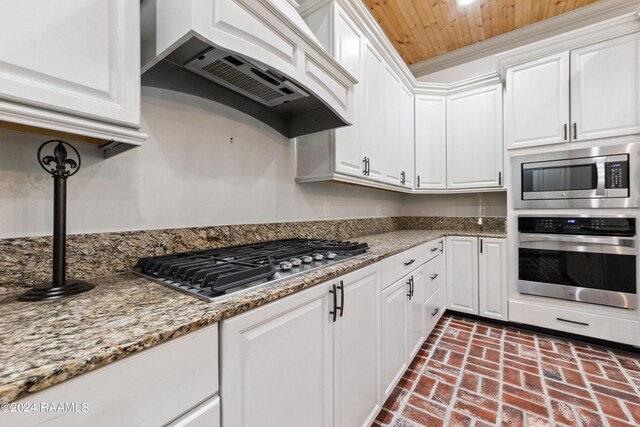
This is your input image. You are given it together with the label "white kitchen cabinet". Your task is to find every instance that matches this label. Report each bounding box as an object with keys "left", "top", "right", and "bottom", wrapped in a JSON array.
[
  {"left": 505, "top": 52, "right": 570, "bottom": 149},
  {"left": 381, "top": 275, "right": 409, "bottom": 399},
  {"left": 333, "top": 266, "right": 380, "bottom": 427},
  {"left": 383, "top": 65, "right": 401, "bottom": 186},
  {"left": 4, "top": 324, "right": 219, "bottom": 427},
  {"left": 571, "top": 32, "right": 640, "bottom": 141},
  {"left": 446, "top": 236, "right": 479, "bottom": 315},
  {"left": 446, "top": 236, "right": 507, "bottom": 321},
  {"left": 447, "top": 84, "right": 503, "bottom": 189},
  {"left": 399, "top": 84, "right": 415, "bottom": 188},
  {"left": 415, "top": 95, "right": 447, "bottom": 190},
  {"left": 478, "top": 238, "right": 508, "bottom": 321},
  {"left": 407, "top": 266, "right": 425, "bottom": 361},
  {"left": 504, "top": 32, "right": 640, "bottom": 149},
  {"left": 361, "top": 41, "right": 385, "bottom": 182},
  {"left": 221, "top": 263, "right": 381, "bottom": 427},
  {"left": 0, "top": 0, "right": 146, "bottom": 152},
  {"left": 221, "top": 282, "right": 332, "bottom": 427}
]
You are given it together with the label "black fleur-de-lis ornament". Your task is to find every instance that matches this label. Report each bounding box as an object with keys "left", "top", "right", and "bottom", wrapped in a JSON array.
[{"left": 19, "top": 140, "right": 94, "bottom": 301}]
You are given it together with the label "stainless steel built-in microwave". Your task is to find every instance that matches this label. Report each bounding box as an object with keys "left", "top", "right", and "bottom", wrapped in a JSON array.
[{"left": 512, "top": 143, "right": 640, "bottom": 209}]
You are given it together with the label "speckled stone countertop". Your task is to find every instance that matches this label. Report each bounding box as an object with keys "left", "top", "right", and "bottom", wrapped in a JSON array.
[{"left": 0, "top": 229, "right": 505, "bottom": 403}]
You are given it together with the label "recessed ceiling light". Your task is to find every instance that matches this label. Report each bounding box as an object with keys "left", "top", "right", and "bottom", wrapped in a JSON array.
[{"left": 458, "top": 0, "right": 476, "bottom": 6}]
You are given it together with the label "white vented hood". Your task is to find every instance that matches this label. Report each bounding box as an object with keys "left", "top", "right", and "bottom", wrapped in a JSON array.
[{"left": 141, "top": 0, "right": 357, "bottom": 138}]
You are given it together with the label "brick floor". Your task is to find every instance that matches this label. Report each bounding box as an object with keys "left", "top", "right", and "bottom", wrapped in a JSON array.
[{"left": 373, "top": 314, "right": 640, "bottom": 427}]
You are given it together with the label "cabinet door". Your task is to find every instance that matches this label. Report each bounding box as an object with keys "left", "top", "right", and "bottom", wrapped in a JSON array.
[
  {"left": 380, "top": 277, "right": 408, "bottom": 399},
  {"left": 407, "top": 267, "right": 425, "bottom": 362},
  {"left": 424, "top": 287, "right": 444, "bottom": 339},
  {"left": 221, "top": 283, "right": 332, "bottom": 427},
  {"left": 383, "top": 66, "right": 401, "bottom": 186},
  {"left": 505, "top": 52, "right": 570, "bottom": 149},
  {"left": 415, "top": 95, "right": 446, "bottom": 189},
  {"left": 447, "top": 85, "right": 503, "bottom": 189},
  {"left": 333, "top": 264, "right": 380, "bottom": 427},
  {"left": 478, "top": 238, "right": 508, "bottom": 321},
  {"left": 362, "top": 42, "right": 385, "bottom": 182},
  {"left": 333, "top": 6, "right": 365, "bottom": 177},
  {"left": 446, "top": 236, "right": 479, "bottom": 315},
  {"left": 0, "top": 0, "right": 140, "bottom": 127},
  {"left": 399, "top": 84, "right": 415, "bottom": 188},
  {"left": 571, "top": 33, "right": 640, "bottom": 141}
]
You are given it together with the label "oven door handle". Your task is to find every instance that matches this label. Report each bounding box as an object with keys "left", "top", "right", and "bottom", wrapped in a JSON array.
[{"left": 519, "top": 233, "right": 636, "bottom": 255}]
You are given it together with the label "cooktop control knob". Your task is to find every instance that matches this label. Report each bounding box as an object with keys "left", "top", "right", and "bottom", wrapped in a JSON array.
[
  {"left": 290, "top": 258, "right": 302, "bottom": 266},
  {"left": 279, "top": 261, "right": 293, "bottom": 271},
  {"left": 313, "top": 253, "right": 324, "bottom": 261},
  {"left": 302, "top": 255, "right": 313, "bottom": 263},
  {"left": 326, "top": 252, "right": 337, "bottom": 259}
]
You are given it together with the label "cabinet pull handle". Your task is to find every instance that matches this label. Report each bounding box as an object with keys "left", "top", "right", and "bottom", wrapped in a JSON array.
[
  {"left": 404, "top": 259, "right": 415, "bottom": 266},
  {"left": 564, "top": 124, "right": 568, "bottom": 141},
  {"left": 430, "top": 247, "right": 438, "bottom": 252},
  {"left": 417, "top": 175, "right": 420, "bottom": 188},
  {"left": 431, "top": 307, "right": 439, "bottom": 317},
  {"left": 362, "top": 157, "right": 367, "bottom": 175},
  {"left": 329, "top": 284, "right": 337, "bottom": 322},
  {"left": 410, "top": 276, "right": 414, "bottom": 297},
  {"left": 366, "top": 157, "right": 370, "bottom": 175},
  {"left": 439, "top": 240, "right": 443, "bottom": 252},
  {"left": 498, "top": 172, "right": 502, "bottom": 186},
  {"left": 401, "top": 171, "right": 406, "bottom": 185},
  {"left": 337, "top": 281, "right": 344, "bottom": 317},
  {"left": 406, "top": 276, "right": 413, "bottom": 300},
  {"left": 430, "top": 274, "right": 438, "bottom": 280},
  {"left": 573, "top": 123, "right": 577, "bottom": 140},
  {"left": 557, "top": 317, "right": 589, "bottom": 326},
  {"left": 480, "top": 239, "right": 483, "bottom": 254}
]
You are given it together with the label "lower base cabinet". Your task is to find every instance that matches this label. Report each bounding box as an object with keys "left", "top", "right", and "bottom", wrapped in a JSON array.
[
  {"left": 380, "top": 275, "right": 409, "bottom": 399},
  {"left": 221, "top": 263, "right": 381, "bottom": 427},
  {"left": 446, "top": 236, "right": 507, "bottom": 321}
]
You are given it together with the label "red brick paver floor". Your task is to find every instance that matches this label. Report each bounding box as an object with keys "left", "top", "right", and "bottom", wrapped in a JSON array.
[{"left": 373, "top": 314, "right": 640, "bottom": 427}]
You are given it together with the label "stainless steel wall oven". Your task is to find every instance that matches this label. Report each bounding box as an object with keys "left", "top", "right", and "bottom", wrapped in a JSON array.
[
  {"left": 512, "top": 143, "right": 640, "bottom": 209},
  {"left": 518, "top": 216, "right": 637, "bottom": 309}
]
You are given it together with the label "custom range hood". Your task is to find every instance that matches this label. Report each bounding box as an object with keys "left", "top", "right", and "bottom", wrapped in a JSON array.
[{"left": 141, "top": 0, "right": 357, "bottom": 138}]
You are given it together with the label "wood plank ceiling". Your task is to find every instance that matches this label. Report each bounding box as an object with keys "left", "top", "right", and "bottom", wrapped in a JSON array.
[{"left": 362, "top": 0, "right": 600, "bottom": 64}]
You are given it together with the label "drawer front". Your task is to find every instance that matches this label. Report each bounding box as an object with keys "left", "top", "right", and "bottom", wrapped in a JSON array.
[
  {"left": 509, "top": 300, "right": 640, "bottom": 346},
  {"left": 424, "top": 238, "right": 443, "bottom": 263},
  {"left": 423, "top": 254, "right": 445, "bottom": 302},
  {"left": 381, "top": 244, "right": 426, "bottom": 289},
  {"left": 424, "top": 287, "right": 444, "bottom": 338}
]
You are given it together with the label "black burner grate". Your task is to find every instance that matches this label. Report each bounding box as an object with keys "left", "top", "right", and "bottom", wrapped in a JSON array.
[{"left": 135, "top": 238, "right": 369, "bottom": 300}]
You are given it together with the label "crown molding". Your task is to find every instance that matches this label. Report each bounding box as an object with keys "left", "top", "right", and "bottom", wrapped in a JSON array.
[{"left": 409, "top": 0, "right": 640, "bottom": 78}]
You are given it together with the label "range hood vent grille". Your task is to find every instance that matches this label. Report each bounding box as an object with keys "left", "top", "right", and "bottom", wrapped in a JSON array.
[{"left": 184, "top": 48, "right": 308, "bottom": 107}]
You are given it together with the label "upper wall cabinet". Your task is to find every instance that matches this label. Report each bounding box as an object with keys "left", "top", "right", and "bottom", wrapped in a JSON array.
[
  {"left": 0, "top": 0, "right": 146, "bottom": 156},
  {"left": 447, "top": 84, "right": 503, "bottom": 190},
  {"left": 504, "top": 31, "right": 640, "bottom": 149},
  {"left": 398, "top": 84, "right": 415, "bottom": 189},
  {"left": 414, "top": 95, "right": 446, "bottom": 190}
]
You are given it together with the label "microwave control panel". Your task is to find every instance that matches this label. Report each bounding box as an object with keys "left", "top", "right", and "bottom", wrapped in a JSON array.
[{"left": 605, "top": 160, "right": 629, "bottom": 189}]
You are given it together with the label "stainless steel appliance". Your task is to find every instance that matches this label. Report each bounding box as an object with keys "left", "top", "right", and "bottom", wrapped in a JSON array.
[
  {"left": 135, "top": 238, "right": 368, "bottom": 301},
  {"left": 518, "top": 216, "right": 637, "bottom": 309},
  {"left": 512, "top": 143, "right": 640, "bottom": 209}
]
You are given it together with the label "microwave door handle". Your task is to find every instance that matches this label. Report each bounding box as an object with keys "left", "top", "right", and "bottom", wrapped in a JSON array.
[
  {"left": 595, "top": 157, "right": 606, "bottom": 196},
  {"left": 519, "top": 233, "right": 636, "bottom": 247}
]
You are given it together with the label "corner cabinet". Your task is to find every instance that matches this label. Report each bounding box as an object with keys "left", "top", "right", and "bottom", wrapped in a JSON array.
[
  {"left": 446, "top": 236, "right": 507, "bottom": 321},
  {"left": 0, "top": 0, "right": 147, "bottom": 155},
  {"left": 221, "top": 263, "right": 381, "bottom": 427},
  {"left": 447, "top": 84, "right": 503, "bottom": 190},
  {"left": 414, "top": 95, "right": 447, "bottom": 190},
  {"left": 504, "top": 31, "right": 640, "bottom": 149}
]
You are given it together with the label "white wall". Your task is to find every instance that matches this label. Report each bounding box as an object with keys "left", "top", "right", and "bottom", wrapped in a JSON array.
[
  {"left": 402, "top": 192, "right": 507, "bottom": 217},
  {"left": 0, "top": 87, "right": 404, "bottom": 239}
]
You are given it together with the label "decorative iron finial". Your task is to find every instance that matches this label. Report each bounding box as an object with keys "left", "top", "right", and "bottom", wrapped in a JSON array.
[{"left": 37, "top": 140, "right": 81, "bottom": 178}]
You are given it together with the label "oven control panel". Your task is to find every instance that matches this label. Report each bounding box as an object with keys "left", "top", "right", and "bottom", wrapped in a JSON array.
[
  {"left": 605, "top": 160, "right": 629, "bottom": 189},
  {"left": 518, "top": 216, "right": 636, "bottom": 236}
]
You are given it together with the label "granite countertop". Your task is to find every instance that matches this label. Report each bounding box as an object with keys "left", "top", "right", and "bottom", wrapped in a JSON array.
[{"left": 0, "top": 229, "right": 505, "bottom": 403}]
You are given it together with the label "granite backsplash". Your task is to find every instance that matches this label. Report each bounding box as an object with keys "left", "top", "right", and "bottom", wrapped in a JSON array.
[{"left": 0, "top": 216, "right": 505, "bottom": 290}]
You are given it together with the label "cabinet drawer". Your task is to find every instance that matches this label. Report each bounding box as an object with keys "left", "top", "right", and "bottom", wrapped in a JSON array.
[
  {"left": 509, "top": 300, "right": 640, "bottom": 346},
  {"left": 424, "top": 238, "right": 443, "bottom": 263},
  {"left": 381, "top": 244, "right": 426, "bottom": 289},
  {"left": 424, "top": 287, "right": 444, "bottom": 338},
  {"left": 423, "top": 254, "right": 444, "bottom": 302}
]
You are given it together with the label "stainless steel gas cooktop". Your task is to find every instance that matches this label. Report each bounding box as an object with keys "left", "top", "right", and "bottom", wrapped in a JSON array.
[{"left": 135, "top": 238, "right": 369, "bottom": 301}]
